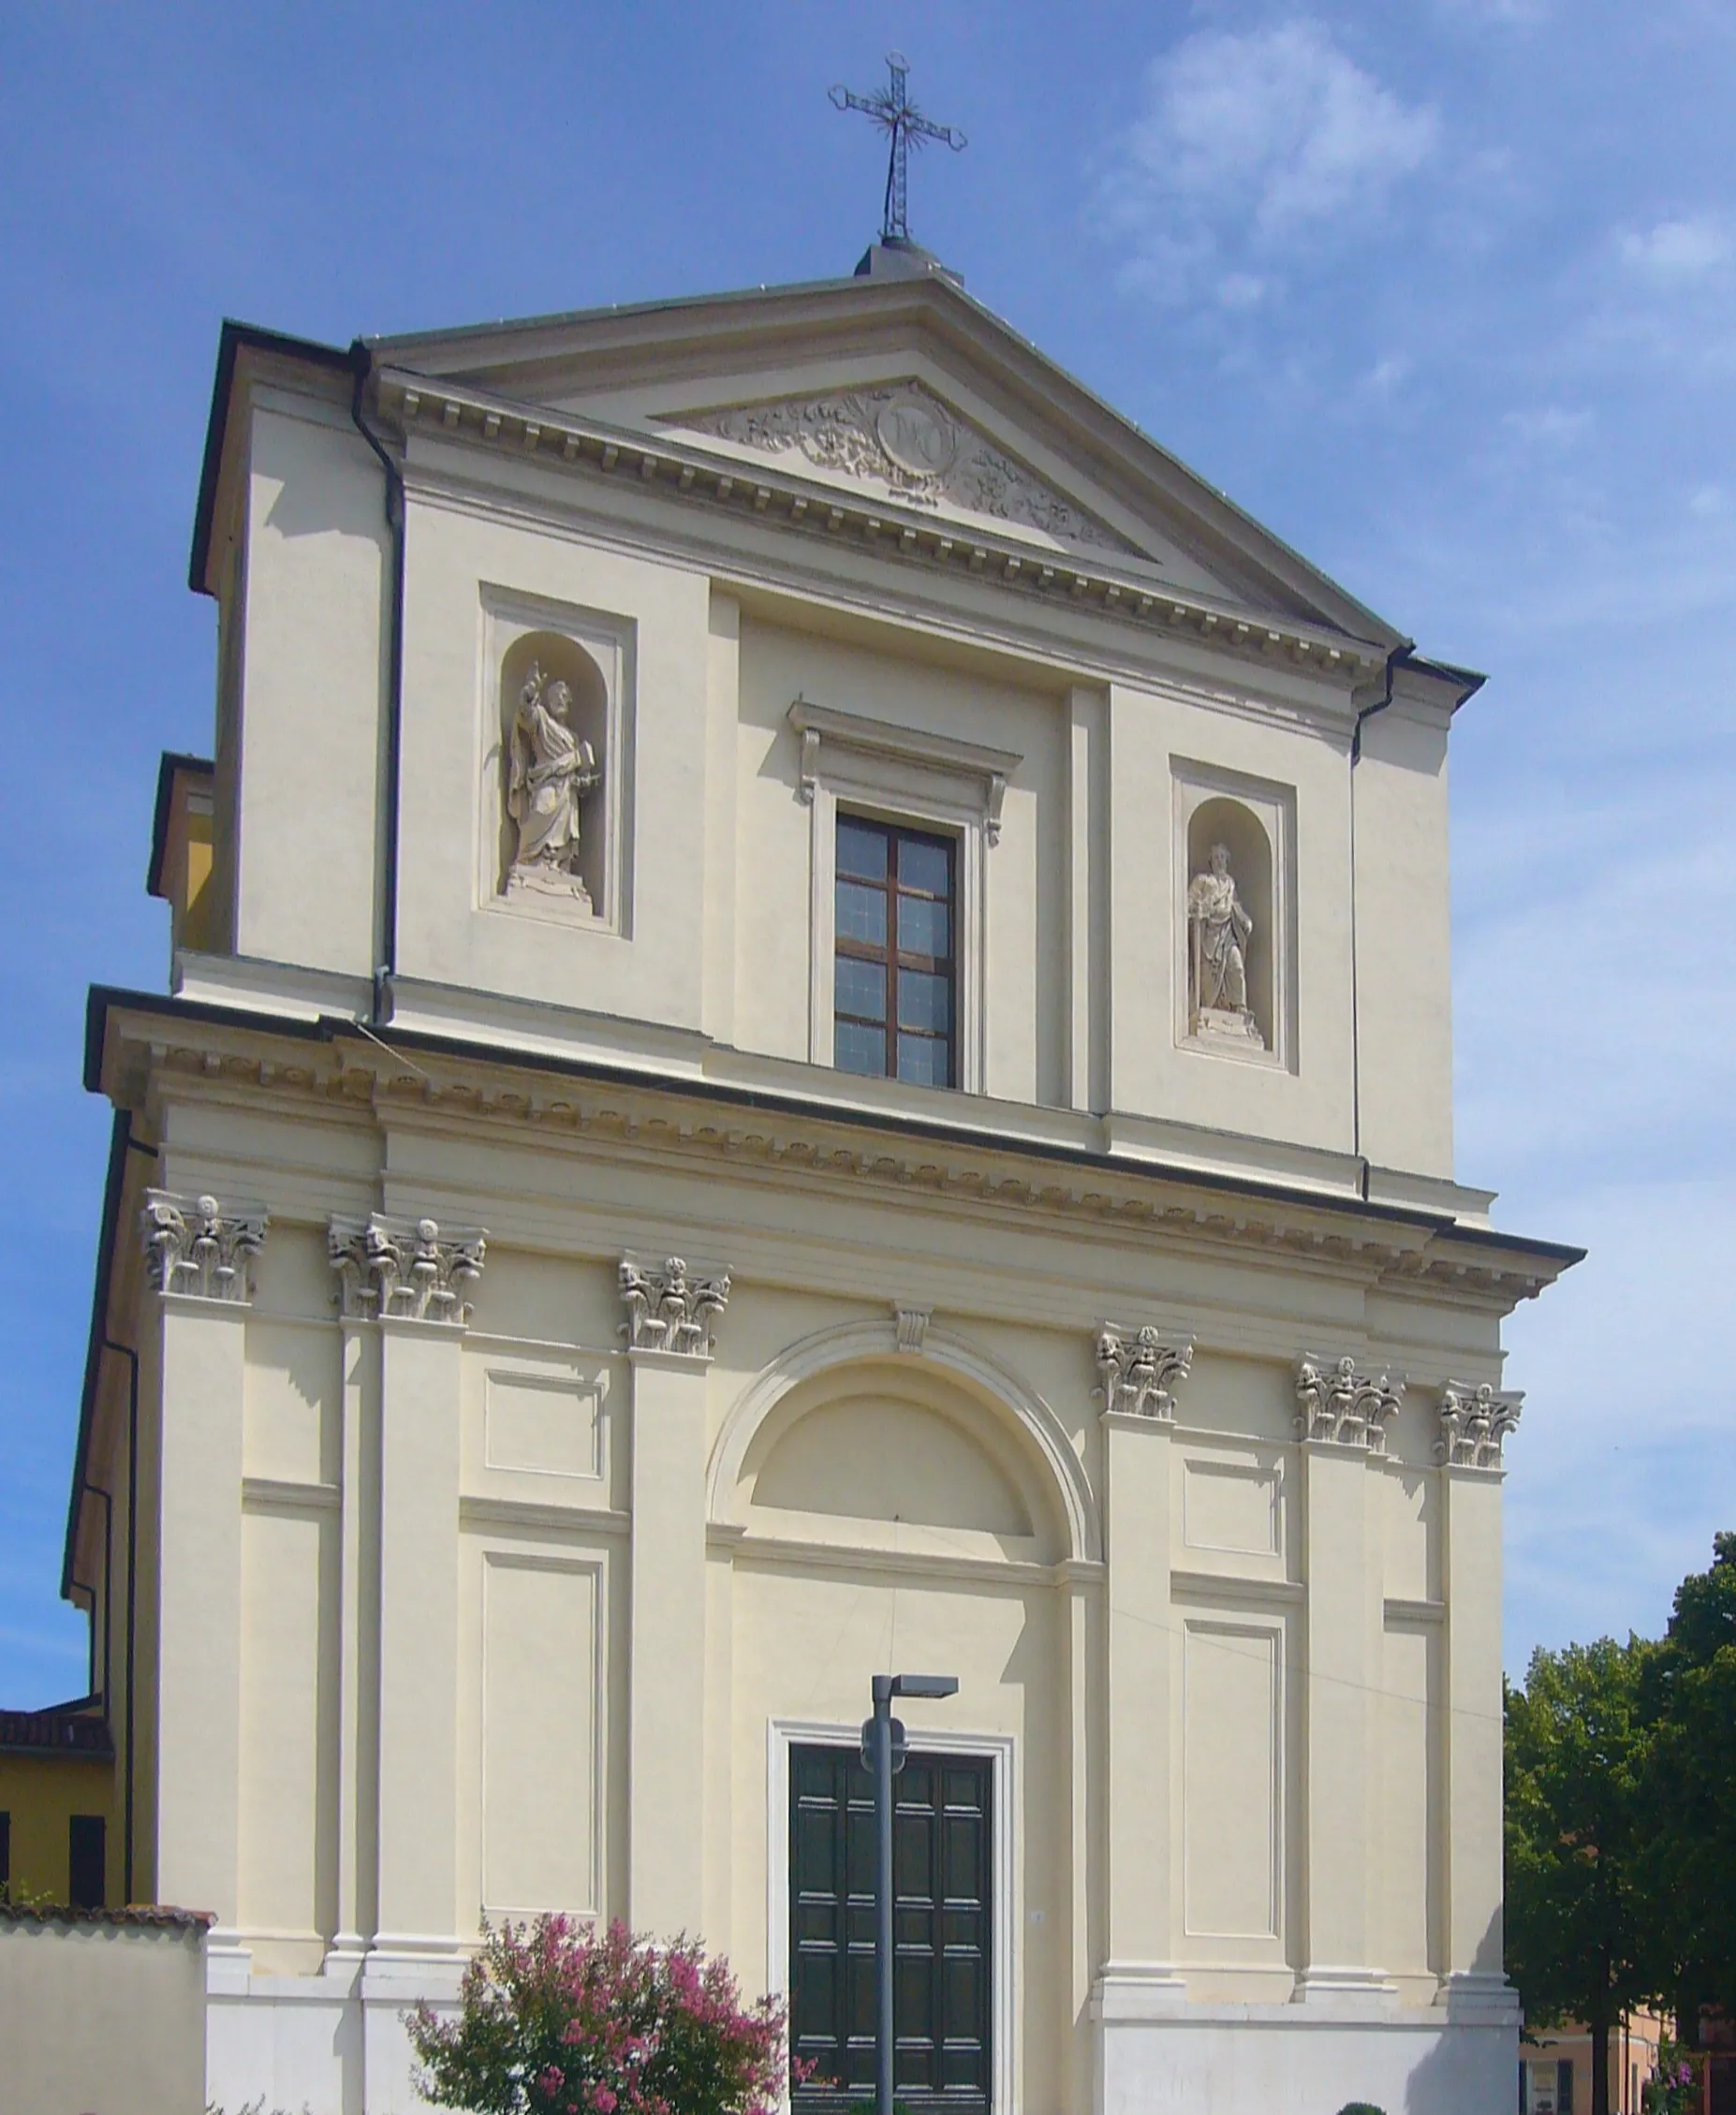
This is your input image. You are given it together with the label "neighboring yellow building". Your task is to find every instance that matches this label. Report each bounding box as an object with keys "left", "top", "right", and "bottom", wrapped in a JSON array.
[
  {"left": 1520, "top": 2014, "right": 1667, "bottom": 2114},
  {"left": 57, "top": 242, "right": 1581, "bottom": 2114},
  {"left": 0, "top": 1705, "right": 114, "bottom": 1908}
]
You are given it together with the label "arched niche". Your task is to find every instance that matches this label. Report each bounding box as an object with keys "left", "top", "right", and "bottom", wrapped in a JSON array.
[
  {"left": 744, "top": 1361, "right": 1048, "bottom": 1557},
  {"left": 709, "top": 1319, "right": 1099, "bottom": 1567},
  {"left": 1185, "top": 795, "right": 1274, "bottom": 1051},
  {"left": 497, "top": 628, "right": 611, "bottom": 912}
]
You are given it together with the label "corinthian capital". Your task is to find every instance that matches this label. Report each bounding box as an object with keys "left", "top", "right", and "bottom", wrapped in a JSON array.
[
  {"left": 328, "top": 1212, "right": 487, "bottom": 1326},
  {"left": 141, "top": 1190, "right": 268, "bottom": 1303},
  {"left": 1436, "top": 1382, "right": 1523, "bottom": 1470},
  {"left": 1296, "top": 1354, "right": 1404, "bottom": 1453},
  {"left": 619, "top": 1256, "right": 729, "bottom": 1358},
  {"left": 1096, "top": 1325, "right": 1194, "bottom": 1420}
]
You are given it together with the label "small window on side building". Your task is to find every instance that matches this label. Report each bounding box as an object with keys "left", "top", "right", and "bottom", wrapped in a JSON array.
[
  {"left": 833, "top": 815, "right": 956, "bottom": 1088},
  {"left": 67, "top": 1814, "right": 105, "bottom": 1911}
]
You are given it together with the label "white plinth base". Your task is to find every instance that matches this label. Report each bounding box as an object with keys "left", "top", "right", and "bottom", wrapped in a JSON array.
[
  {"left": 205, "top": 1948, "right": 467, "bottom": 2115},
  {"left": 1095, "top": 1984, "right": 1521, "bottom": 2115}
]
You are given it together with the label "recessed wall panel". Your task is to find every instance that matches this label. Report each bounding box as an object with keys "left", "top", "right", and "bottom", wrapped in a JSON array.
[
  {"left": 1183, "top": 1619, "right": 1281, "bottom": 1940},
  {"left": 482, "top": 1556, "right": 600, "bottom": 1916}
]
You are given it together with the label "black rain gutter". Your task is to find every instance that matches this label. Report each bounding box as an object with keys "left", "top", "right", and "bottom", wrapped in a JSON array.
[
  {"left": 347, "top": 341, "right": 405, "bottom": 1012},
  {"left": 81, "top": 982, "right": 1586, "bottom": 1270},
  {"left": 60, "top": 1112, "right": 156, "bottom": 1906}
]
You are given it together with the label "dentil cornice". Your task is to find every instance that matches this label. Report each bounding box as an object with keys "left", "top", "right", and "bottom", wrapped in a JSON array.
[
  {"left": 375, "top": 370, "right": 1386, "bottom": 688},
  {"left": 141, "top": 1188, "right": 268, "bottom": 1302},
  {"left": 1296, "top": 1354, "right": 1405, "bottom": 1453},
  {"left": 328, "top": 1212, "right": 488, "bottom": 1326},
  {"left": 102, "top": 1005, "right": 1580, "bottom": 1316},
  {"left": 619, "top": 1255, "right": 730, "bottom": 1358},
  {"left": 1096, "top": 1325, "right": 1195, "bottom": 1420},
  {"left": 1435, "top": 1381, "right": 1523, "bottom": 1469}
]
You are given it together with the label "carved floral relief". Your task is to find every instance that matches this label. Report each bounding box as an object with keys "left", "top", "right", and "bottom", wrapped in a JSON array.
[
  {"left": 1295, "top": 1355, "right": 1404, "bottom": 1453},
  {"left": 1096, "top": 1325, "right": 1195, "bottom": 1420},
  {"left": 1436, "top": 1381, "right": 1522, "bottom": 1469},
  {"left": 619, "top": 1256, "right": 729, "bottom": 1358},
  {"left": 142, "top": 1189, "right": 268, "bottom": 1302},
  {"left": 674, "top": 383, "right": 1135, "bottom": 555},
  {"left": 328, "top": 1212, "right": 488, "bottom": 1326}
]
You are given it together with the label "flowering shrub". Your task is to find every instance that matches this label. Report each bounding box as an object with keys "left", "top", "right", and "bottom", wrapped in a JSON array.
[
  {"left": 1644, "top": 2040, "right": 1700, "bottom": 2115},
  {"left": 408, "top": 1917, "right": 801, "bottom": 2115}
]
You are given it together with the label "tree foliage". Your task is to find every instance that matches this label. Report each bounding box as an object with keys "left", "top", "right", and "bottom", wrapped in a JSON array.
[
  {"left": 1506, "top": 1535, "right": 1736, "bottom": 2110},
  {"left": 408, "top": 1917, "right": 799, "bottom": 2115},
  {"left": 1505, "top": 1635, "right": 1663, "bottom": 2115},
  {"left": 1644, "top": 1532, "right": 1736, "bottom": 2029}
]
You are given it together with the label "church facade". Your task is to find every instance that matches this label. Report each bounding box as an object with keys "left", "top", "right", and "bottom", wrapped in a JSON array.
[{"left": 66, "top": 247, "right": 1576, "bottom": 2113}]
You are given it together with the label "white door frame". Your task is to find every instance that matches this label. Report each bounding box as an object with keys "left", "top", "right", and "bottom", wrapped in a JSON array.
[{"left": 766, "top": 1716, "right": 1016, "bottom": 2115}]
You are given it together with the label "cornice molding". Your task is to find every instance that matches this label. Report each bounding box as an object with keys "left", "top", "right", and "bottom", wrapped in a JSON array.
[
  {"left": 93, "top": 997, "right": 1577, "bottom": 1315},
  {"left": 788, "top": 695, "right": 1022, "bottom": 842},
  {"left": 327, "top": 1212, "right": 488, "bottom": 1326},
  {"left": 1096, "top": 1325, "right": 1195, "bottom": 1421},
  {"left": 1295, "top": 1354, "right": 1405, "bottom": 1453},
  {"left": 375, "top": 369, "right": 1385, "bottom": 685},
  {"left": 1435, "top": 1380, "right": 1523, "bottom": 1470},
  {"left": 618, "top": 1254, "right": 729, "bottom": 1358},
  {"left": 141, "top": 1188, "right": 268, "bottom": 1303}
]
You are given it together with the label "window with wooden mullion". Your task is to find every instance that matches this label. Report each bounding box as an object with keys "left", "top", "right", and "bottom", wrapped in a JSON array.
[{"left": 833, "top": 815, "right": 955, "bottom": 1087}]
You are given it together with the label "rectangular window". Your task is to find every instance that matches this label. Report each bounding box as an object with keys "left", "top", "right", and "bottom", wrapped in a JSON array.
[
  {"left": 833, "top": 816, "right": 955, "bottom": 1088},
  {"left": 67, "top": 1814, "right": 105, "bottom": 1911}
]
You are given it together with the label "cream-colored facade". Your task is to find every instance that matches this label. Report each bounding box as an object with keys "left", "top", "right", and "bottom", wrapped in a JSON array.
[{"left": 65, "top": 248, "right": 1577, "bottom": 2114}]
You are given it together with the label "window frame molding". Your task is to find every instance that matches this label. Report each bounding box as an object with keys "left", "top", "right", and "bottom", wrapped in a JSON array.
[{"left": 789, "top": 697, "right": 1022, "bottom": 1097}]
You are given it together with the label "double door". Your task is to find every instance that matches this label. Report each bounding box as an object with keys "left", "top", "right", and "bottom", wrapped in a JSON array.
[{"left": 788, "top": 1741, "right": 993, "bottom": 2113}]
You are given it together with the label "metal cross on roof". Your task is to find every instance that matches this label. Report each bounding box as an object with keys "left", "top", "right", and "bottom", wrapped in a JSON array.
[{"left": 830, "top": 51, "right": 965, "bottom": 245}]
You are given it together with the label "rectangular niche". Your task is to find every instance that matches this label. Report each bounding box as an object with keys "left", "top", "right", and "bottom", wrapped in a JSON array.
[
  {"left": 1170, "top": 758, "right": 1296, "bottom": 1071},
  {"left": 478, "top": 587, "right": 636, "bottom": 935}
]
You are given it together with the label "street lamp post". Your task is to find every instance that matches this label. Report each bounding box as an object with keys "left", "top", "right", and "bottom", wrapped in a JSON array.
[{"left": 863, "top": 1672, "right": 958, "bottom": 2115}]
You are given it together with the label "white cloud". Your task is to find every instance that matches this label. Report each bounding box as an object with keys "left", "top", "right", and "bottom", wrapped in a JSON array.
[
  {"left": 1102, "top": 21, "right": 1440, "bottom": 301},
  {"left": 1619, "top": 213, "right": 1732, "bottom": 275},
  {"left": 1502, "top": 404, "right": 1592, "bottom": 445}
]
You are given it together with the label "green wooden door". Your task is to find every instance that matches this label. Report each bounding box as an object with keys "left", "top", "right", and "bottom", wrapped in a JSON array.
[{"left": 789, "top": 1741, "right": 993, "bottom": 2113}]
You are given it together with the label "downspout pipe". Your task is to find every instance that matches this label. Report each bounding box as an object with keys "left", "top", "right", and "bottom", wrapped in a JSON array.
[
  {"left": 69, "top": 1484, "right": 111, "bottom": 1704},
  {"left": 348, "top": 342, "right": 405, "bottom": 1021},
  {"left": 1347, "top": 642, "right": 1410, "bottom": 1201}
]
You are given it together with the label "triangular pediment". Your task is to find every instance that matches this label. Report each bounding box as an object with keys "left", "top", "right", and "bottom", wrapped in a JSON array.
[
  {"left": 362, "top": 272, "right": 1403, "bottom": 644},
  {"left": 662, "top": 380, "right": 1140, "bottom": 562}
]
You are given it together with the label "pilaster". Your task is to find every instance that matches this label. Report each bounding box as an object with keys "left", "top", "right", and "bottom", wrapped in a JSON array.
[
  {"left": 141, "top": 1188, "right": 267, "bottom": 1961},
  {"left": 621, "top": 1255, "right": 728, "bottom": 1938},
  {"left": 1437, "top": 1384, "right": 1521, "bottom": 2007},
  {"left": 328, "top": 1211, "right": 486, "bottom": 1969},
  {"left": 1295, "top": 1354, "right": 1402, "bottom": 2000},
  {"left": 1096, "top": 1325, "right": 1192, "bottom": 1989}
]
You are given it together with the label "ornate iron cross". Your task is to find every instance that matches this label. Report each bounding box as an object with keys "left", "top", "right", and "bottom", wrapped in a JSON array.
[{"left": 830, "top": 51, "right": 965, "bottom": 244}]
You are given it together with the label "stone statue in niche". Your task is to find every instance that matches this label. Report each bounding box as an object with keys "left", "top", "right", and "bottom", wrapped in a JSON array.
[
  {"left": 506, "top": 662, "right": 602, "bottom": 908},
  {"left": 1187, "top": 842, "right": 1265, "bottom": 1049}
]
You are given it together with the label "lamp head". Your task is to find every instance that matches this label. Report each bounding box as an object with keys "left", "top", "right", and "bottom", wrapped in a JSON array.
[{"left": 890, "top": 1673, "right": 959, "bottom": 1699}]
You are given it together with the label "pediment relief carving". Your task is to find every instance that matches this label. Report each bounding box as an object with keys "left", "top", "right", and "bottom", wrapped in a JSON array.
[{"left": 667, "top": 381, "right": 1139, "bottom": 557}]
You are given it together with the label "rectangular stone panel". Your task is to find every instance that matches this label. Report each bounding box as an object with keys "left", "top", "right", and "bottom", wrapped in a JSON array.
[
  {"left": 484, "top": 1368, "right": 604, "bottom": 1480},
  {"left": 1184, "top": 1619, "right": 1281, "bottom": 1940},
  {"left": 482, "top": 1555, "right": 599, "bottom": 1915},
  {"left": 1183, "top": 1455, "right": 1281, "bottom": 1558}
]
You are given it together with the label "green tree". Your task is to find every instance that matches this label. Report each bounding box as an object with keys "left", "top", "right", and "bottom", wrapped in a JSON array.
[
  {"left": 1644, "top": 1533, "right": 1736, "bottom": 2037},
  {"left": 1506, "top": 1637, "right": 1664, "bottom": 2115}
]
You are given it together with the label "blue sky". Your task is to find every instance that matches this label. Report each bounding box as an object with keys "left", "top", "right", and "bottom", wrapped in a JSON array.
[{"left": 1, "top": 2, "right": 1731, "bottom": 1702}]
